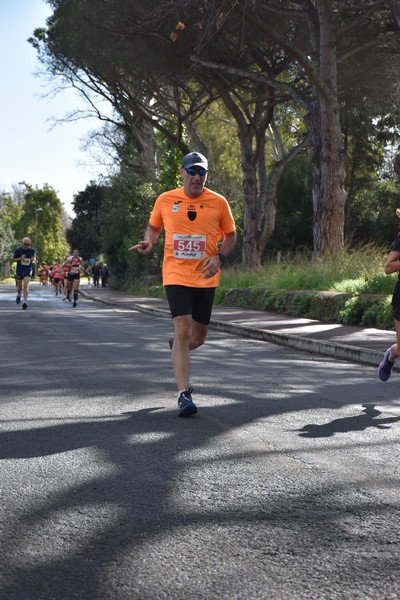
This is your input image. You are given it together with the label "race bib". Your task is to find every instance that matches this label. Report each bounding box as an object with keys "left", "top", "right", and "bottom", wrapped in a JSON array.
[
  {"left": 70, "top": 266, "right": 80, "bottom": 274},
  {"left": 173, "top": 234, "right": 206, "bottom": 259},
  {"left": 21, "top": 258, "right": 31, "bottom": 266}
]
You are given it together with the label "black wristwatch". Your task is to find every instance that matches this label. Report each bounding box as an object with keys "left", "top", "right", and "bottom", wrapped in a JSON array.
[{"left": 217, "top": 252, "right": 226, "bottom": 265}]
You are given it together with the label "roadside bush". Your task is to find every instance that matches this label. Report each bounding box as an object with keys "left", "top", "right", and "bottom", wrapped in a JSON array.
[
  {"left": 359, "top": 300, "right": 393, "bottom": 329},
  {"left": 145, "top": 284, "right": 167, "bottom": 299},
  {"left": 361, "top": 304, "right": 380, "bottom": 327},
  {"left": 307, "top": 293, "right": 349, "bottom": 321},
  {"left": 376, "top": 298, "right": 394, "bottom": 330},
  {"left": 220, "top": 244, "right": 389, "bottom": 294},
  {"left": 291, "top": 293, "right": 312, "bottom": 317},
  {"left": 338, "top": 295, "right": 371, "bottom": 325},
  {"left": 274, "top": 292, "right": 288, "bottom": 312},
  {"left": 362, "top": 274, "right": 397, "bottom": 295}
]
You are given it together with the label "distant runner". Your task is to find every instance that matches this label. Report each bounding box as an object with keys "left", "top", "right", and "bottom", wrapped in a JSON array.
[
  {"left": 65, "top": 249, "right": 83, "bottom": 307},
  {"left": 51, "top": 260, "right": 63, "bottom": 296},
  {"left": 13, "top": 237, "right": 36, "bottom": 310}
]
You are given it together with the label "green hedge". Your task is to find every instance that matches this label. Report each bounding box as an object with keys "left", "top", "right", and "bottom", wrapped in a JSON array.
[
  {"left": 220, "top": 288, "right": 394, "bottom": 330},
  {"left": 128, "top": 280, "right": 395, "bottom": 331}
]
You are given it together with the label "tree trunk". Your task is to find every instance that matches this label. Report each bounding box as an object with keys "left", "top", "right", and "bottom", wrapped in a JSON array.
[
  {"left": 240, "top": 126, "right": 291, "bottom": 268},
  {"left": 309, "top": 0, "right": 347, "bottom": 257},
  {"left": 240, "top": 128, "right": 263, "bottom": 268},
  {"left": 308, "top": 97, "right": 347, "bottom": 257}
]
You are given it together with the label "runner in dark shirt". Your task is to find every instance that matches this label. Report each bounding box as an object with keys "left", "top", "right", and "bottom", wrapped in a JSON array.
[{"left": 13, "top": 237, "right": 36, "bottom": 310}]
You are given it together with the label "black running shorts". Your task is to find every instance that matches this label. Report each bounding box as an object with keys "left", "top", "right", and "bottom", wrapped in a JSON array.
[
  {"left": 16, "top": 272, "right": 31, "bottom": 280},
  {"left": 165, "top": 285, "right": 216, "bottom": 325},
  {"left": 392, "top": 280, "right": 400, "bottom": 321}
]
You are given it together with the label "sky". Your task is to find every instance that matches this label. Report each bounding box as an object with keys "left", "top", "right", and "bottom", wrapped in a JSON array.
[{"left": 0, "top": 0, "right": 106, "bottom": 216}]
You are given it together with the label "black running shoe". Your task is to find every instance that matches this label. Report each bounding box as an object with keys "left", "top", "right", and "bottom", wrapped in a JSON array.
[
  {"left": 22, "top": 302, "right": 27, "bottom": 310},
  {"left": 16, "top": 295, "right": 21, "bottom": 305},
  {"left": 73, "top": 301, "right": 77, "bottom": 307},
  {"left": 178, "top": 386, "right": 197, "bottom": 417}
]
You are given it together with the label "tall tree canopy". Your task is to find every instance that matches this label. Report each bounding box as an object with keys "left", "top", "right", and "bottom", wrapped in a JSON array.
[
  {"left": 31, "top": 0, "right": 400, "bottom": 265},
  {"left": 17, "top": 183, "right": 68, "bottom": 264},
  {"left": 67, "top": 182, "right": 106, "bottom": 259}
]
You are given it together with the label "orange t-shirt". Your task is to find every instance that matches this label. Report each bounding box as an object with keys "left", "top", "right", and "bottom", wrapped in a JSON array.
[{"left": 149, "top": 186, "right": 236, "bottom": 287}]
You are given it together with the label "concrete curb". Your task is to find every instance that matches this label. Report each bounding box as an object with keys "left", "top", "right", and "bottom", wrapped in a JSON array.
[
  {"left": 81, "top": 291, "right": 383, "bottom": 368},
  {"left": 209, "top": 319, "right": 382, "bottom": 366}
]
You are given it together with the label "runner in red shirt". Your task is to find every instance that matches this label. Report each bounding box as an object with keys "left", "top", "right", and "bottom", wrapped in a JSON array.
[
  {"left": 51, "top": 260, "right": 63, "bottom": 296},
  {"left": 64, "top": 249, "right": 83, "bottom": 307},
  {"left": 61, "top": 260, "right": 71, "bottom": 300}
]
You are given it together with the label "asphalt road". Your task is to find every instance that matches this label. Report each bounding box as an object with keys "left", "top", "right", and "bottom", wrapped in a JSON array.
[{"left": 1, "top": 283, "right": 400, "bottom": 600}]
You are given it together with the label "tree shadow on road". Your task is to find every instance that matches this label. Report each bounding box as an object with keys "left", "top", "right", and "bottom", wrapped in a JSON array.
[
  {"left": 296, "top": 403, "right": 400, "bottom": 438},
  {"left": 1, "top": 317, "right": 400, "bottom": 598}
]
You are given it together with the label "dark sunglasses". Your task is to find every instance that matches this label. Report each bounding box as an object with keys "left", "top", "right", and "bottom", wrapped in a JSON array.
[{"left": 184, "top": 167, "right": 207, "bottom": 177}]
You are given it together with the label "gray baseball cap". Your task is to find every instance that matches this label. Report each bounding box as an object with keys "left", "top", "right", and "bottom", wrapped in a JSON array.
[{"left": 181, "top": 152, "right": 208, "bottom": 170}]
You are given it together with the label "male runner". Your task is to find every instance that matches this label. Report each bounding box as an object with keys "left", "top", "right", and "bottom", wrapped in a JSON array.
[
  {"left": 129, "top": 152, "right": 236, "bottom": 416},
  {"left": 13, "top": 237, "right": 36, "bottom": 310}
]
